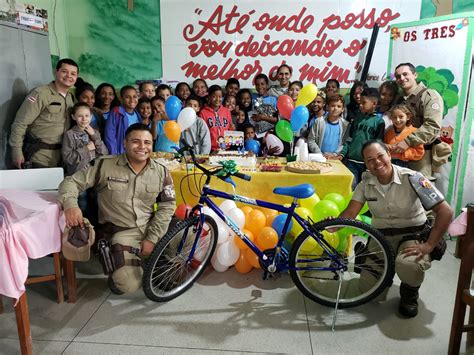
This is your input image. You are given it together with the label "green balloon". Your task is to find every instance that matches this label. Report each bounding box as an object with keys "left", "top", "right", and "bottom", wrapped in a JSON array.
[
  {"left": 313, "top": 200, "right": 340, "bottom": 222},
  {"left": 336, "top": 233, "right": 348, "bottom": 252},
  {"left": 324, "top": 193, "right": 346, "bottom": 212},
  {"left": 360, "top": 215, "right": 372, "bottom": 225},
  {"left": 360, "top": 202, "right": 369, "bottom": 214},
  {"left": 275, "top": 120, "right": 293, "bottom": 142}
]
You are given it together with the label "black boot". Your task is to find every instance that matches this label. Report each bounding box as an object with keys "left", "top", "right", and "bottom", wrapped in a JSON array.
[
  {"left": 399, "top": 283, "right": 420, "bottom": 318},
  {"left": 108, "top": 276, "right": 124, "bottom": 295}
]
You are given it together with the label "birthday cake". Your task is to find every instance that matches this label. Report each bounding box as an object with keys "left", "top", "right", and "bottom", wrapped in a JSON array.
[{"left": 209, "top": 151, "right": 257, "bottom": 168}]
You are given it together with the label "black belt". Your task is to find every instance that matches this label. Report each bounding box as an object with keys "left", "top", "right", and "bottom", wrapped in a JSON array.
[
  {"left": 38, "top": 142, "right": 62, "bottom": 150},
  {"left": 378, "top": 223, "right": 428, "bottom": 236}
]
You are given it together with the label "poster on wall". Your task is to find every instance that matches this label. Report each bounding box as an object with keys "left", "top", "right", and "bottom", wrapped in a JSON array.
[
  {"left": 160, "top": 0, "right": 422, "bottom": 88},
  {"left": 388, "top": 15, "right": 473, "bottom": 210}
]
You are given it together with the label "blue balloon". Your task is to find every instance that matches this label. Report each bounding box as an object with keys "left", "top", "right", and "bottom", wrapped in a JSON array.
[
  {"left": 271, "top": 214, "right": 293, "bottom": 236},
  {"left": 165, "top": 95, "right": 182, "bottom": 121},
  {"left": 290, "top": 105, "right": 309, "bottom": 132},
  {"left": 244, "top": 139, "right": 260, "bottom": 155}
]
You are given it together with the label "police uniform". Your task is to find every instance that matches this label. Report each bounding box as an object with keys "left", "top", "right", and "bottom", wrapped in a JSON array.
[
  {"left": 352, "top": 165, "right": 442, "bottom": 288},
  {"left": 400, "top": 82, "right": 443, "bottom": 178},
  {"left": 58, "top": 154, "right": 176, "bottom": 293},
  {"left": 9, "top": 82, "right": 74, "bottom": 167}
]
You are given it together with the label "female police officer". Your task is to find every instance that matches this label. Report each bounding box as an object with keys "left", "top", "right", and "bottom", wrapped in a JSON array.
[{"left": 340, "top": 140, "right": 453, "bottom": 318}]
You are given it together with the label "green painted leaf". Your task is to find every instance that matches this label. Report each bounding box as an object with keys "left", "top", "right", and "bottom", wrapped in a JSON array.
[{"left": 442, "top": 89, "right": 459, "bottom": 109}]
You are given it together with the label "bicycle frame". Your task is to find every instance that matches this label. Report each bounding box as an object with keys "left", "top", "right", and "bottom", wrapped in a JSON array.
[{"left": 185, "top": 183, "right": 345, "bottom": 272}]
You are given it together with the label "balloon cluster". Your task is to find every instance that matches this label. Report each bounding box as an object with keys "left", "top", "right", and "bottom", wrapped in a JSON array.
[
  {"left": 173, "top": 189, "right": 372, "bottom": 274},
  {"left": 162, "top": 96, "right": 197, "bottom": 142},
  {"left": 275, "top": 84, "right": 318, "bottom": 143}
]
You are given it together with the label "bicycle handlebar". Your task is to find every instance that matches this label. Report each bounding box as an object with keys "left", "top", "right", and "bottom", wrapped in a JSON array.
[{"left": 176, "top": 140, "right": 252, "bottom": 183}]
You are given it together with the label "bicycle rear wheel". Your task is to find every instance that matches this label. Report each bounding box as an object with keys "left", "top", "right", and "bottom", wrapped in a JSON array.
[
  {"left": 289, "top": 217, "right": 395, "bottom": 308},
  {"left": 142, "top": 215, "right": 218, "bottom": 302}
]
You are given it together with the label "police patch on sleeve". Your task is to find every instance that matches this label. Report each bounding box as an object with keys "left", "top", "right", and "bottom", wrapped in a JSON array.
[
  {"left": 431, "top": 103, "right": 440, "bottom": 110},
  {"left": 157, "top": 170, "right": 176, "bottom": 202}
]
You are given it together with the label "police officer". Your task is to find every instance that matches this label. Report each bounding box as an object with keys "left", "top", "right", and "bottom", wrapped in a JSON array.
[
  {"left": 58, "top": 123, "right": 176, "bottom": 294},
  {"left": 9, "top": 58, "right": 78, "bottom": 168},
  {"left": 341, "top": 140, "right": 453, "bottom": 318},
  {"left": 393, "top": 62, "right": 443, "bottom": 178}
]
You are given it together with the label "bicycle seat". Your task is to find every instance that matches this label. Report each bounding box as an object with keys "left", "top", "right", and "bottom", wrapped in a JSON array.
[{"left": 273, "top": 184, "right": 314, "bottom": 199}]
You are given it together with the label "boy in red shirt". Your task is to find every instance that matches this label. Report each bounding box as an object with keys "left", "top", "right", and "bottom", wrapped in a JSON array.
[{"left": 199, "top": 85, "right": 232, "bottom": 151}]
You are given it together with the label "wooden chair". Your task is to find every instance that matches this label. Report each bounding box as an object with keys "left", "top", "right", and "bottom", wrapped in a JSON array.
[
  {"left": 0, "top": 168, "right": 76, "bottom": 305},
  {"left": 449, "top": 204, "right": 474, "bottom": 354}
]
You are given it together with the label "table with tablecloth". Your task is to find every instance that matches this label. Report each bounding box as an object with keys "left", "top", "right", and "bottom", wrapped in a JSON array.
[
  {"left": 0, "top": 190, "right": 66, "bottom": 300},
  {"left": 171, "top": 160, "right": 353, "bottom": 206}
]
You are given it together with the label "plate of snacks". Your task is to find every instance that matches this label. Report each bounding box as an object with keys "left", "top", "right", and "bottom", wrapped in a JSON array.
[
  {"left": 259, "top": 160, "right": 283, "bottom": 172},
  {"left": 286, "top": 161, "right": 333, "bottom": 174}
]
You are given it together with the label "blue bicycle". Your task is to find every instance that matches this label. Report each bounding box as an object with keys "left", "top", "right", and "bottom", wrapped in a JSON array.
[{"left": 143, "top": 143, "right": 395, "bottom": 311}]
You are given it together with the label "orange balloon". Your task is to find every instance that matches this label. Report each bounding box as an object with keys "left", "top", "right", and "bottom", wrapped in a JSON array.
[
  {"left": 245, "top": 209, "right": 266, "bottom": 236},
  {"left": 234, "top": 251, "right": 253, "bottom": 273},
  {"left": 257, "top": 227, "right": 278, "bottom": 250},
  {"left": 241, "top": 206, "right": 253, "bottom": 220},
  {"left": 233, "top": 229, "right": 254, "bottom": 250},
  {"left": 245, "top": 248, "right": 261, "bottom": 269},
  {"left": 164, "top": 121, "right": 181, "bottom": 142},
  {"left": 263, "top": 209, "right": 278, "bottom": 227}
]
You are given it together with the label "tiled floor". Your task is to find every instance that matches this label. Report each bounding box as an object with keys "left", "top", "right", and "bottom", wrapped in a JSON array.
[{"left": 0, "top": 240, "right": 472, "bottom": 354}]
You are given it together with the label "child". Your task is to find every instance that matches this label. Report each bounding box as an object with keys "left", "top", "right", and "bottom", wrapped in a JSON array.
[
  {"left": 75, "top": 81, "right": 104, "bottom": 132},
  {"left": 384, "top": 104, "right": 424, "bottom": 167},
  {"left": 299, "top": 91, "right": 327, "bottom": 140},
  {"left": 288, "top": 80, "right": 303, "bottom": 103},
  {"left": 324, "top": 79, "right": 340, "bottom": 98},
  {"left": 180, "top": 96, "right": 211, "bottom": 155},
  {"left": 150, "top": 96, "right": 174, "bottom": 152},
  {"left": 308, "top": 94, "right": 349, "bottom": 158},
  {"left": 377, "top": 80, "right": 399, "bottom": 131},
  {"left": 63, "top": 102, "right": 108, "bottom": 176},
  {"left": 236, "top": 88, "right": 254, "bottom": 119},
  {"left": 157, "top": 84, "right": 172, "bottom": 101},
  {"left": 192, "top": 78, "right": 208, "bottom": 98},
  {"left": 223, "top": 94, "right": 237, "bottom": 113},
  {"left": 234, "top": 107, "right": 247, "bottom": 132},
  {"left": 175, "top": 82, "right": 191, "bottom": 104},
  {"left": 345, "top": 80, "right": 368, "bottom": 124},
  {"left": 243, "top": 123, "right": 256, "bottom": 141},
  {"left": 137, "top": 97, "right": 153, "bottom": 127},
  {"left": 250, "top": 73, "right": 278, "bottom": 136},
  {"left": 104, "top": 85, "right": 141, "bottom": 154},
  {"left": 94, "top": 83, "right": 120, "bottom": 121},
  {"left": 338, "top": 88, "right": 384, "bottom": 188},
  {"left": 139, "top": 82, "right": 156, "bottom": 99},
  {"left": 199, "top": 85, "right": 232, "bottom": 151},
  {"left": 225, "top": 78, "right": 240, "bottom": 97}
]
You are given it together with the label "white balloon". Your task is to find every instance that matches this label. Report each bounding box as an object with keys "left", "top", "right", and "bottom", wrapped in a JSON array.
[
  {"left": 193, "top": 234, "right": 211, "bottom": 262},
  {"left": 219, "top": 200, "right": 237, "bottom": 214},
  {"left": 211, "top": 251, "right": 229, "bottom": 272},
  {"left": 227, "top": 208, "right": 245, "bottom": 229},
  {"left": 177, "top": 107, "right": 197, "bottom": 130},
  {"left": 216, "top": 220, "right": 230, "bottom": 244},
  {"left": 216, "top": 240, "right": 240, "bottom": 267},
  {"left": 202, "top": 206, "right": 220, "bottom": 224},
  {"left": 265, "top": 134, "right": 284, "bottom": 155}
]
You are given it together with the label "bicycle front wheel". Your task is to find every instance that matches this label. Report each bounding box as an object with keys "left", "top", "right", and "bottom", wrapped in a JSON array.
[
  {"left": 289, "top": 217, "right": 395, "bottom": 308},
  {"left": 143, "top": 215, "right": 218, "bottom": 302}
]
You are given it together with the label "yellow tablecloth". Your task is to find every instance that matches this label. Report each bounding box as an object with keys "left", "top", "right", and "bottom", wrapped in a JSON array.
[{"left": 171, "top": 160, "right": 353, "bottom": 207}]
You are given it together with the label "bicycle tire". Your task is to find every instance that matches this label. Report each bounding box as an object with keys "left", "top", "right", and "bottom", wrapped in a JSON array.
[
  {"left": 289, "top": 217, "right": 395, "bottom": 308},
  {"left": 142, "top": 214, "right": 218, "bottom": 302}
]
